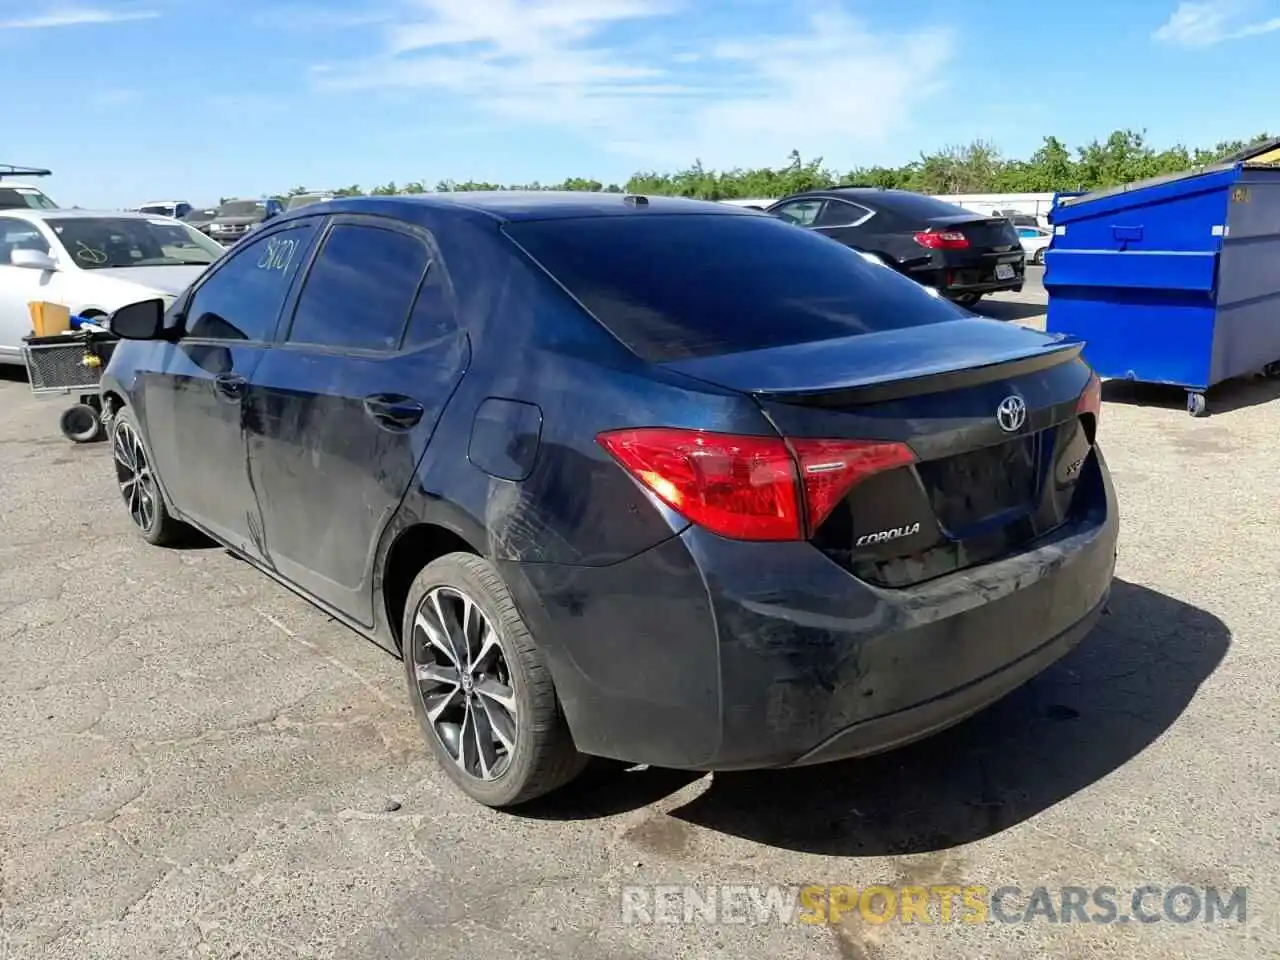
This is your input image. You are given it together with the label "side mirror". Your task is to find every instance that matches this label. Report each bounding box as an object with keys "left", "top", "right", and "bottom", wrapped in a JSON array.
[
  {"left": 10, "top": 248, "right": 57, "bottom": 271},
  {"left": 109, "top": 299, "right": 167, "bottom": 340}
]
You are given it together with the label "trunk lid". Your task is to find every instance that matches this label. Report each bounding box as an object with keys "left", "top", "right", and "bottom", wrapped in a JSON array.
[
  {"left": 926, "top": 213, "right": 1022, "bottom": 251},
  {"left": 664, "top": 319, "right": 1100, "bottom": 587}
]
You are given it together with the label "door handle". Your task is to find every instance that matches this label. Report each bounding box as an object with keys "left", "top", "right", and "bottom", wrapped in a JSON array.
[
  {"left": 214, "top": 373, "right": 246, "bottom": 400},
  {"left": 363, "top": 393, "right": 424, "bottom": 430}
]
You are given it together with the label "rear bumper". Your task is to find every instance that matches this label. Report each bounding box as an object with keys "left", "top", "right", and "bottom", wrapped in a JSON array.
[
  {"left": 791, "top": 595, "right": 1104, "bottom": 766},
  {"left": 500, "top": 452, "right": 1118, "bottom": 771},
  {"left": 906, "top": 256, "right": 1025, "bottom": 296}
]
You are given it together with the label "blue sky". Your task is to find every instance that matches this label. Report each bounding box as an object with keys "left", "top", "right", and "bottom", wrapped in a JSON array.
[{"left": 1, "top": 0, "right": 1276, "bottom": 207}]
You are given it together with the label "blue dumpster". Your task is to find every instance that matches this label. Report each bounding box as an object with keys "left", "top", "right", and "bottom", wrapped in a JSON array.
[{"left": 1044, "top": 161, "right": 1280, "bottom": 416}]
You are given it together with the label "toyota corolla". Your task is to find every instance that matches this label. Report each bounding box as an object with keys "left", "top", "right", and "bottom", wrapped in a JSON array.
[{"left": 99, "top": 193, "right": 1118, "bottom": 808}]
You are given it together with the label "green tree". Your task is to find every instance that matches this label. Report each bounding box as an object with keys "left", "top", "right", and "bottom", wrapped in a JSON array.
[{"left": 276, "top": 130, "right": 1274, "bottom": 203}]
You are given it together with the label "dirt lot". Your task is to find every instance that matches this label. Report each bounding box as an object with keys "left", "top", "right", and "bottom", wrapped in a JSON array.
[{"left": 2, "top": 283, "right": 1277, "bottom": 959}]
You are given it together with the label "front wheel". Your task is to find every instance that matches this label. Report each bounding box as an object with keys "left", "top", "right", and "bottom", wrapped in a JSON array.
[
  {"left": 1034, "top": 248, "right": 1047, "bottom": 266},
  {"left": 112, "top": 408, "right": 192, "bottom": 545},
  {"left": 402, "top": 553, "right": 587, "bottom": 808}
]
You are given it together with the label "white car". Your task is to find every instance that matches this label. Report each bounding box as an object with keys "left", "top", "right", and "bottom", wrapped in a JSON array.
[
  {"left": 0, "top": 209, "right": 225, "bottom": 365},
  {"left": 136, "top": 200, "right": 194, "bottom": 220},
  {"left": 1018, "top": 225, "right": 1053, "bottom": 265}
]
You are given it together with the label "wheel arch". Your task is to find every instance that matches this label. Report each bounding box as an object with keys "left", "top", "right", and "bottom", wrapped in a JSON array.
[{"left": 380, "top": 520, "right": 483, "bottom": 652}]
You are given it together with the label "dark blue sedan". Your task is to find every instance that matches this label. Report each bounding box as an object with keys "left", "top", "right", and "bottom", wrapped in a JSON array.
[{"left": 100, "top": 192, "right": 1117, "bottom": 808}]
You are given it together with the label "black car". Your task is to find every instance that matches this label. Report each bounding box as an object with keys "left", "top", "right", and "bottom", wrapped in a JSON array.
[
  {"left": 100, "top": 193, "right": 1116, "bottom": 809},
  {"left": 181, "top": 207, "right": 220, "bottom": 235},
  {"left": 767, "top": 187, "right": 1026, "bottom": 306}
]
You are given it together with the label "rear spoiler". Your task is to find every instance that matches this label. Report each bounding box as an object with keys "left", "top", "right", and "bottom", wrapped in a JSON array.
[
  {"left": 0, "top": 164, "right": 52, "bottom": 180},
  {"left": 662, "top": 320, "right": 1085, "bottom": 406}
]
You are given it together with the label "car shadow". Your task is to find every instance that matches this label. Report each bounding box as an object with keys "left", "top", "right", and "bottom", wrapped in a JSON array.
[
  {"left": 1101, "top": 374, "right": 1280, "bottom": 417},
  {"left": 519, "top": 579, "right": 1229, "bottom": 855},
  {"left": 0, "top": 364, "right": 27, "bottom": 383},
  {"left": 973, "top": 299, "right": 1047, "bottom": 324}
]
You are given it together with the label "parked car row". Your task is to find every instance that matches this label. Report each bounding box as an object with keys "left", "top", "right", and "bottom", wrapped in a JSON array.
[
  {"left": 96, "top": 191, "right": 1114, "bottom": 810},
  {"left": 130, "top": 193, "right": 337, "bottom": 246}
]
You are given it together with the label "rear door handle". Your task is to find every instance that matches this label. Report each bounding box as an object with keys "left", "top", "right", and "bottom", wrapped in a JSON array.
[
  {"left": 363, "top": 393, "right": 424, "bottom": 430},
  {"left": 214, "top": 373, "right": 246, "bottom": 400}
]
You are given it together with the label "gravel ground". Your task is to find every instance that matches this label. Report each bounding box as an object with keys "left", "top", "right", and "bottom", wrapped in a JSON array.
[{"left": 1, "top": 287, "right": 1277, "bottom": 958}]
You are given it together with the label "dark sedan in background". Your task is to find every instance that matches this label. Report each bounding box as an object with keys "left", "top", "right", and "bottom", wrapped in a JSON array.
[
  {"left": 100, "top": 193, "right": 1115, "bottom": 808},
  {"left": 768, "top": 187, "right": 1027, "bottom": 306},
  {"left": 181, "top": 207, "right": 220, "bottom": 235}
]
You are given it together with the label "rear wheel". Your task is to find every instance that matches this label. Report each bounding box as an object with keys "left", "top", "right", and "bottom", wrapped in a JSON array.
[
  {"left": 402, "top": 552, "right": 587, "bottom": 807},
  {"left": 1034, "top": 248, "right": 1047, "bottom": 266},
  {"left": 112, "top": 407, "right": 191, "bottom": 545}
]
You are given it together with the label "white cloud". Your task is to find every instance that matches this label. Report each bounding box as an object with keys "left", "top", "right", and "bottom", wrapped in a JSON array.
[
  {"left": 0, "top": 6, "right": 158, "bottom": 28},
  {"left": 1154, "top": 0, "right": 1280, "bottom": 46},
  {"left": 253, "top": 6, "right": 393, "bottom": 30},
  {"left": 310, "top": 0, "right": 955, "bottom": 171}
]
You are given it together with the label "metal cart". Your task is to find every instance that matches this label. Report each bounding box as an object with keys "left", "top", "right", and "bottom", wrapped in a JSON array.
[{"left": 20, "top": 329, "right": 118, "bottom": 443}]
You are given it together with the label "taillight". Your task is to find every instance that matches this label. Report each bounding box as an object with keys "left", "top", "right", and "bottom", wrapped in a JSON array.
[
  {"left": 596, "top": 428, "right": 916, "bottom": 542},
  {"left": 1077, "top": 371, "right": 1102, "bottom": 427},
  {"left": 913, "top": 230, "right": 970, "bottom": 250}
]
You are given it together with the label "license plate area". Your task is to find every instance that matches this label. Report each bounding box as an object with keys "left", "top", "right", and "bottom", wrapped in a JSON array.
[
  {"left": 916, "top": 433, "right": 1041, "bottom": 533},
  {"left": 995, "top": 263, "right": 1016, "bottom": 280}
]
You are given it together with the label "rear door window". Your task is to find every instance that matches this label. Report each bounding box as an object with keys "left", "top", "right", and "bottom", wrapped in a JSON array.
[
  {"left": 769, "top": 199, "right": 825, "bottom": 226},
  {"left": 505, "top": 213, "right": 966, "bottom": 361},
  {"left": 816, "top": 199, "right": 874, "bottom": 228},
  {"left": 285, "top": 222, "right": 431, "bottom": 351}
]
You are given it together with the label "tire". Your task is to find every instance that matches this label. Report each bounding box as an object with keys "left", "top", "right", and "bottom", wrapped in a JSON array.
[
  {"left": 1034, "top": 248, "right": 1046, "bottom": 266},
  {"left": 111, "top": 407, "right": 192, "bottom": 546},
  {"left": 59, "top": 403, "right": 105, "bottom": 443},
  {"left": 402, "top": 552, "right": 587, "bottom": 808}
]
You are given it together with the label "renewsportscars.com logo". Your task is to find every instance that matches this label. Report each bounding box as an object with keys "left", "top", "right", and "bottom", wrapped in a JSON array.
[{"left": 620, "top": 884, "right": 1248, "bottom": 926}]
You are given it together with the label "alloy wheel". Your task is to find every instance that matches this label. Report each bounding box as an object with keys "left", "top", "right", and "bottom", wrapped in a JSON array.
[
  {"left": 113, "top": 421, "right": 157, "bottom": 532},
  {"left": 411, "top": 587, "right": 518, "bottom": 780}
]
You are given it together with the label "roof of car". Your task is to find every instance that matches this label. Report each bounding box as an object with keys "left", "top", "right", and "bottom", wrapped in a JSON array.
[
  {"left": 0, "top": 208, "right": 181, "bottom": 223},
  {"left": 773, "top": 186, "right": 914, "bottom": 203},
  {"left": 276, "top": 191, "right": 762, "bottom": 224}
]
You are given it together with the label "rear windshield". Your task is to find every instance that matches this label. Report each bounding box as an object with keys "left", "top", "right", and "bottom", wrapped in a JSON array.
[
  {"left": 874, "top": 192, "right": 975, "bottom": 219},
  {"left": 504, "top": 214, "right": 966, "bottom": 361}
]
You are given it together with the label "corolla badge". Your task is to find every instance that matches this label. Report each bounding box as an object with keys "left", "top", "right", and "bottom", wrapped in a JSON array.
[{"left": 996, "top": 395, "right": 1027, "bottom": 432}]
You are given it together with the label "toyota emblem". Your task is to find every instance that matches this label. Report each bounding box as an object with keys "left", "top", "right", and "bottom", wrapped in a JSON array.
[{"left": 996, "top": 395, "right": 1027, "bottom": 432}]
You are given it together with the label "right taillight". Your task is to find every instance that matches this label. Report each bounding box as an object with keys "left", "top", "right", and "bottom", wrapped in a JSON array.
[
  {"left": 596, "top": 427, "right": 916, "bottom": 542},
  {"left": 1077, "top": 371, "right": 1102, "bottom": 429},
  {"left": 913, "top": 230, "right": 970, "bottom": 250}
]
